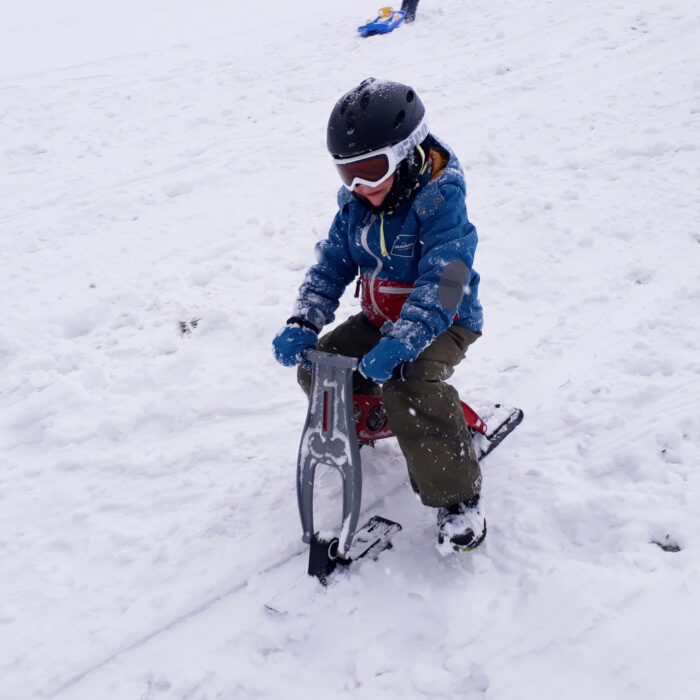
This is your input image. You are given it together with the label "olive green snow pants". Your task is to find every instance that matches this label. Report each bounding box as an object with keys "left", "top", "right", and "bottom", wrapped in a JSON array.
[{"left": 297, "top": 313, "right": 482, "bottom": 507}]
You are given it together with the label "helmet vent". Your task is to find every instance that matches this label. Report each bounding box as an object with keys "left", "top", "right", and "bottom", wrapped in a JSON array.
[
  {"left": 346, "top": 114, "right": 356, "bottom": 135},
  {"left": 393, "top": 110, "right": 405, "bottom": 128},
  {"left": 406, "top": 90, "right": 415, "bottom": 103},
  {"left": 360, "top": 92, "right": 371, "bottom": 111}
]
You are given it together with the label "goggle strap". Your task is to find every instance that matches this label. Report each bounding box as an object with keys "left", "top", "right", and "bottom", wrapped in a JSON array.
[
  {"left": 417, "top": 144, "right": 428, "bottom": 174},
  {"left": 334, "top": 117, "right": 430, "bottom": 165},
  {"left": 391, "top": 117, "right": 430, "bottom": 162}
]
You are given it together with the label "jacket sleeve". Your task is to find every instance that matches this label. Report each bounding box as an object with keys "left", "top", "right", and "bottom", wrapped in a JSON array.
[
  {"left": 385, "top": 181, "right": 478, "bottom": 355},
  {"left": 291, "top": 202, "right": 358, "bottom": 330}
]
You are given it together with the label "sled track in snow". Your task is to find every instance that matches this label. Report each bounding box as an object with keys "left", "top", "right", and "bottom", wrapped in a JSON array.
[
  {"left": 44, "top": 482, "right": 405, "bottom": 697},
  {"left": 45, "top": 546, "right": 305, "bottom": 697}
]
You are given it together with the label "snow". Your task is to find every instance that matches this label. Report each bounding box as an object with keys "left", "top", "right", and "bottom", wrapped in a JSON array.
[{"left": 2, "top": 0, "right": 699, "bottom": 698}]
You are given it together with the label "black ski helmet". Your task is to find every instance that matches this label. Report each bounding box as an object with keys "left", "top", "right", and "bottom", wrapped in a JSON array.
[
  {"left": 327, "top": 78, "right": 426, "bottom": 158},
  {"left": 327, "top": 78, "right": 432, "bottom": 211}
]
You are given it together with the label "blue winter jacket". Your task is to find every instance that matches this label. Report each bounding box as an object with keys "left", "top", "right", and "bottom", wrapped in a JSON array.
[{"left": 293, "top": 138, "right": 483, "bottom": 359}]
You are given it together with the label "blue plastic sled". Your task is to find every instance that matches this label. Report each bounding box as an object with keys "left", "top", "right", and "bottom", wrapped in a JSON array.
[{"left": 358, "top": 8, "right": 406, "bottom": 37}]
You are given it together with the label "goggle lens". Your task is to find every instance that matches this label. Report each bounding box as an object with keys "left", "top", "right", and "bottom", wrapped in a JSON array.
[{"left": 335, "top": 153, "right": 392, "bottom": 188}]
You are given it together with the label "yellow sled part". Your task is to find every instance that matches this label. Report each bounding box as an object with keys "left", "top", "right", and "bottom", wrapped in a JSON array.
[{"left": 365, "top": 7, "right": 394, "bottom": 23}]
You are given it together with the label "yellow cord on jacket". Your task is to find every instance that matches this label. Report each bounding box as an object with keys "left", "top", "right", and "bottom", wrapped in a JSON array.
[{"left": 379, "top": 212, "right": 389, "bottom": 257}]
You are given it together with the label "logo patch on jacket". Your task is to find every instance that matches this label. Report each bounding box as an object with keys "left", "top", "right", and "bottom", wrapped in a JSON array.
[{"left": 391, "top": 234, "right": 418, "bottom": 258}]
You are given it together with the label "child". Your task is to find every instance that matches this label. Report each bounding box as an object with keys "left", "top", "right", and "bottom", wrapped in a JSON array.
[{"left": 272, "top": 78, "right": 485, "bottom": 552}]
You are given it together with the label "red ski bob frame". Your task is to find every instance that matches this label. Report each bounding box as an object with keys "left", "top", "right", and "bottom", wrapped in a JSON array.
[{"left": 354, "top": 394, "right": 487, "bottom": 442}]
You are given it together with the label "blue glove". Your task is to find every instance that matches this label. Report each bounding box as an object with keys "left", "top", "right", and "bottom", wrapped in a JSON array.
[
  {"left": 272, "top": 318, "right": 318, "bottom": 367},
  {"left": 359, "top": 337, "right": 415, "bottom": 384}
]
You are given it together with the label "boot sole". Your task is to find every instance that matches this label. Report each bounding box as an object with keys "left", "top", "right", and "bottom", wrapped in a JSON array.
[{"left": 451, "top": 522, "right": 487, "bottom": 552}]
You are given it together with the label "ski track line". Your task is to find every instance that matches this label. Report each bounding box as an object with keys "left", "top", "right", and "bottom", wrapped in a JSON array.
[
  {"left": 402, "top": 1, "right": 697, "bottom": 102},
  {"left": 0, "top": 153, "right": 230, "bottom": 226},
  {"left": 524, "top": 385, "right": 699, "bottom": 478},
  {"left": 43, "top": 478, "right": 406, "bottom": 698},
  {"left": 44, "top": 547, "right": 304, "bottom": 698},
  {"left": 1, "top": 10, "right": 314, "bottom": 87},
  {"left": 584, "top": 378, "right": 700, "bottom": 449}
]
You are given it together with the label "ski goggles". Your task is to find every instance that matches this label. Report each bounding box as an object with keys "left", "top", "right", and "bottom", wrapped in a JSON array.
[{"left": 333, "top": 117, "right": 429, "bottom": 191}]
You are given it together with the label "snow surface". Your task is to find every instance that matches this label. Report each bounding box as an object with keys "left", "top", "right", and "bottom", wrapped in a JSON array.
[{"left": 2, "top": 0, "right": 699, "bottom": 698}]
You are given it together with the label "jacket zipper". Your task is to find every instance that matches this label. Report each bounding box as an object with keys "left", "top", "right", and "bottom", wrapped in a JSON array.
[{"left": 379, "top": 212, "right": 389, "bottom": 258}]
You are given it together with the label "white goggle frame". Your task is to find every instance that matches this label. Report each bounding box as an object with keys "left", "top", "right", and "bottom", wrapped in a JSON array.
[{"left": 333, "top": 117, "right": 430, "bottom": 191}]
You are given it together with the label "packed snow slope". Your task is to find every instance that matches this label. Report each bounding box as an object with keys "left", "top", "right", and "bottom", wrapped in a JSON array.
[{"left": 2, "top": 0, "right": 699, "bottom": 698}]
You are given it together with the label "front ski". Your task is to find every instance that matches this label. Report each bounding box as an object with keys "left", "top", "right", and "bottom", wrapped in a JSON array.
[
  {"left": 263, "top": 516, "right": 402, "bottom": 615},
  {"left": 307, "top": 515, "right": 402, "bottom": 585}
]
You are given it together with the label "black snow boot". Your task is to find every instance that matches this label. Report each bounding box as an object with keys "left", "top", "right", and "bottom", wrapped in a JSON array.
[
  {"left": 437, "top": 494, "right": 486, "bottom": 553},
  {"left": 401, "top": 0, "right": 419, "bottom": 22}
]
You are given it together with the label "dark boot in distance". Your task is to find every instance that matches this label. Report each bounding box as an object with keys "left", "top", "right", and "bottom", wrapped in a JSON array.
[{"left": 401, "top": 0, "right": 419, "bottom": 22}]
